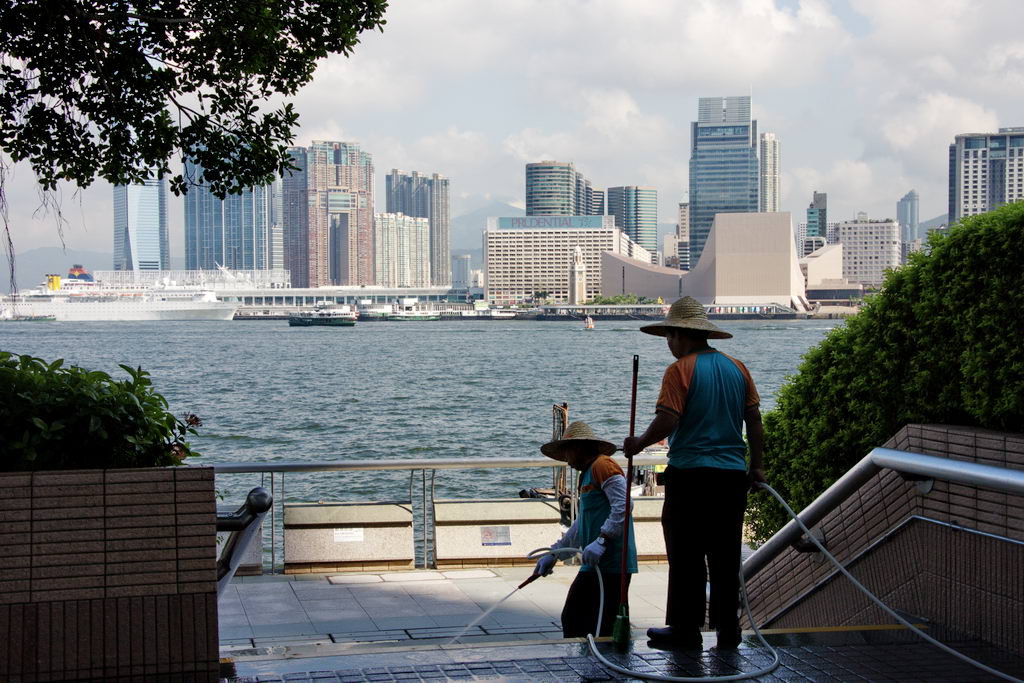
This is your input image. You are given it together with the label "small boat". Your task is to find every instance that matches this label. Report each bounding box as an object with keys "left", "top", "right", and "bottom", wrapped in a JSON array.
[
  {"left": 584, "top": 315, "right": 595, "bottom": 329},
  {"left": 288, "top": 304, "right": 357, "bottom": 327}
]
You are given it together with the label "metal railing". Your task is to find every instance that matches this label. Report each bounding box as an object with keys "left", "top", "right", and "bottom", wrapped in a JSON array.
[
  {"left": 742, "top": 446, "right": 1024, "bottom": 579},
  {"left": 213, "top": 454, "right": 667, "bottom": 573}
]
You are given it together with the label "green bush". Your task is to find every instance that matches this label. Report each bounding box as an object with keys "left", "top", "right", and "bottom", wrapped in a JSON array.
[
  {"left": 0, "top": 352, "right": 200, "bottom": 471},
  {"left": 748, "top": 202, "right": 1024, "bottom": 542}
]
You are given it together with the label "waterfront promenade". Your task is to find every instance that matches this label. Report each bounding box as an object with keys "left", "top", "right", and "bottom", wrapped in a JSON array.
[{"left": 220, "top": 562, "right": 1022, "bottom": 682}]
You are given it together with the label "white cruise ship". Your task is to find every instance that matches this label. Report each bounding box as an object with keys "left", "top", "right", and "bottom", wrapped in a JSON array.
[{"left": 4, "top": 268, "right": 238, "bottom": 322}]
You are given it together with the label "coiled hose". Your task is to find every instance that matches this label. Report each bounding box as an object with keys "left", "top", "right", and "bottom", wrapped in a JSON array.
[{"left": 523, "top": 482, "right": 1022, "bottom": 683}]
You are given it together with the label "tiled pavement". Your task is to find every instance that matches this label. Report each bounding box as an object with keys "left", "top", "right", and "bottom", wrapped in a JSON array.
[
  {"left": 220, "top": 564, "right": 1024, "bottom": 682},
  {"left": 222, "top": 631, "right": 1024, "bottom": 682},
  {"left": 219, "top": 565, "right": 673, "bottom": 649}
]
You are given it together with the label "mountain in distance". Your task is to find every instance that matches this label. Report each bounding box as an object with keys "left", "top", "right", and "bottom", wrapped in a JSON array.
[
  {"left": 2, "top": 247, "right": 111, "bottom": 293},
  {"left": 450, "top": 200, "right": 523, "bottom": 252},
  {"left": 919, "top": 213, "right": 948, "bottom": 234}
]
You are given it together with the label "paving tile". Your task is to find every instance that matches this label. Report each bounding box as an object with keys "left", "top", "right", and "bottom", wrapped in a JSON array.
[
  {"left": 440, "top": 569, "right": 496, "bottom": 579},
  {"left": 251, "top": 620, "right": 320, "bottom": 638},
  {"left": 328, "top": 574, "right": 383, "bottom": 585},
  {"left": 380, "top": 571, "right": 445, "bottom": 582}
]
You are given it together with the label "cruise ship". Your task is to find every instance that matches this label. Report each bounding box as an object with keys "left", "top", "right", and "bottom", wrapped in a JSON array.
[{"left": 2, "top": 266, "right": 239, "bottom": 321}]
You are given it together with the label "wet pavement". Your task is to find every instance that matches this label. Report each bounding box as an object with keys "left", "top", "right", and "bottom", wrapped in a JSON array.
[{"left": 220, "top": 564, "right": 1023, "bottom": 682}]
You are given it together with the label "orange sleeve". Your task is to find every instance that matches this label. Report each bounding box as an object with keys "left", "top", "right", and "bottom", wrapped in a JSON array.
[
  {"left": 590, "top": 456, "right": 624, "bottom": 487},
  {"left": 723, "top": 353, "right": 761, "bottom": 407},
  {"left": 656, "top": 356, "right": 696, "bottom": 417}
]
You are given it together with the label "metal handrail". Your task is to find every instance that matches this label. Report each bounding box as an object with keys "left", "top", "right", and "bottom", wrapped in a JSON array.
[
  {"left": 212, "top": 453, "right": 669, "bottom": 572},
  {"left": 211, "top": 454, "right": 668, "bottom": 474},
  {"left": 742, "top": 447, "right": 1024, "bottom": 580}
]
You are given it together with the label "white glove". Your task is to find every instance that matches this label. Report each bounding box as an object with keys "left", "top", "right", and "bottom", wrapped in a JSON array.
[
  {"left": 582, "top": 539, "right": 606, "bottom": 566},
  {"left": 534, "top": 553, "right": 556, "bottom": 576}
]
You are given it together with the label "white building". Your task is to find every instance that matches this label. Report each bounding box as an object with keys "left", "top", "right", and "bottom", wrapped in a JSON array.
[
  {"left": 484, "top": 216, "right": 651, "bottom": 304},
  {"left": 758, "top": 133, "right": 781, "bottom": 213},
  {"left": 948, "top": 127, "right": 1024, "bottom": 224},
  {"left": 374, "top": 213, "right": 430, "bottom": 288},
  {"left": 838, "top": 218, "right": 900, "bottom": 286}
]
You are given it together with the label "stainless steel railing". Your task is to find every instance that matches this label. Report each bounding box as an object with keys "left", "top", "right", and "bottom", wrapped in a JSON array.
[
  {"left": 742, "top": 447, "right": 1024, "bottom": 580},
  {"left": 213, "top": 454, "right": 667, "bottom": 573}
]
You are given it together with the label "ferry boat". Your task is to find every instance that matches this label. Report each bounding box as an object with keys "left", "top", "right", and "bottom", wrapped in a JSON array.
[
  {"left": 287, "top": 304, "right": 358, "bottom": 327},
  {"left": 2, "top": 267, "right": 238, "bottom": 321}
]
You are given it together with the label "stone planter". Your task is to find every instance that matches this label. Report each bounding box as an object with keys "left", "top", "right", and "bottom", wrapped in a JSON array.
[{"left": 0, "top": 466, "right": 219, "bottom": 682}]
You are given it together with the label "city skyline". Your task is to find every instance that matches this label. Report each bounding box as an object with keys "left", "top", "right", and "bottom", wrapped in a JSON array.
[{"left": 4, "top": 1, "right": 1021, "bottom": 260}]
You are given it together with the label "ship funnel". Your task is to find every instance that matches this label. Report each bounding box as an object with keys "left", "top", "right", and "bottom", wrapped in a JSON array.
[{"left": 46, "top": 274, "right": 61, "bottom": 291}]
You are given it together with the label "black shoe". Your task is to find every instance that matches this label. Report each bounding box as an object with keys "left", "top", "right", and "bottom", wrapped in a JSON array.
[
  {"left": 646, "top": 626, "right": 703, "bottom": 650},
  {"left": 715, "top": 627, "right": 742, "bottom": 650}
]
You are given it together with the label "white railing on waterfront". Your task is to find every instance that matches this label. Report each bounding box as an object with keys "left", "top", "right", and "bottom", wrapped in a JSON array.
[{"left": 212, "top": 455, "right": 668, "bottom": 573}]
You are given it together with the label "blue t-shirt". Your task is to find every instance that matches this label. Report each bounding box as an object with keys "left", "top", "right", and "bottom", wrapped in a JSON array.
[{"left": 655, "top": 348, "right": 760, "bottom": 470}]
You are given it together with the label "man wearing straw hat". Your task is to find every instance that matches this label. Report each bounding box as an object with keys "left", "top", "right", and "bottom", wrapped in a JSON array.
[
  {"left": 623, "top": 296, "right": 765, "bottom": 651},
  {"left": 536, "top": 421, "right": 638, "bottom": 638}
]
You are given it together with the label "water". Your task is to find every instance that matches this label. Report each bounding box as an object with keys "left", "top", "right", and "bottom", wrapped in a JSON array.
[
  {"left": 0, "top": 319, "right": 842, "bottom": 506},
  {"left": 444, "top": 586, "right": 521, "bottom": 644}
]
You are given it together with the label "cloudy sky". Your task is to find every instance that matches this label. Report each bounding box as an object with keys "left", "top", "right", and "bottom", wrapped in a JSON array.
[{"left": 5, "top": 0, "right": 1021, "bottom": 258}]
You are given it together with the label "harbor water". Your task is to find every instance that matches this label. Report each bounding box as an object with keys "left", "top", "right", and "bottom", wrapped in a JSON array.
[{"left": 0, "top": 319, "right": 842, "bottom": 507}]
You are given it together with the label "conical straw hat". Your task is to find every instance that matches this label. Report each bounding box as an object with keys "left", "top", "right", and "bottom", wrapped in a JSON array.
[
  {"left": 640, "top": 296, "right": 732, "bottom": 339},
  {"left": 540, "top": 421, "right": 617, "bottom": 461}
]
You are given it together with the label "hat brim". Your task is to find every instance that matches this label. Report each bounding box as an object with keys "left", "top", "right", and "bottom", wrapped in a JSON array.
[
  {"left": 640, "top": 321, "right": 732, "bottom": 339},
  {"left": 540, "top": 437, "right": 618, "bottom": 461}
]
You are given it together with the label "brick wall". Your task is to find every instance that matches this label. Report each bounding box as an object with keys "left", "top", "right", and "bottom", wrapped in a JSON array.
[
  {"left": 745, "top": 424, "right": 1024, "bottom": 654},
  {"left": 0, "top": 466, "right": 218, "bottom": 682}
]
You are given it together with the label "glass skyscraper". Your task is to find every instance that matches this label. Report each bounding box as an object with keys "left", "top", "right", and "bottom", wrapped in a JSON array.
[
  {"left": 113, "top": 176, "right": 169, "bottom": 271},
  {"left": 607, "top": 186, "right": 658, "bottom": 261},
  {"left": 689, "top": 96, "right": 759, "bottom": 266},
  {"left": 896, "top": 189, "right": 919, "bottom": 244},
  {"left": 525, "top": 161, "right": 604, "bottom": 216},
  {"left": 183, "top": 160, "right": 278, "bottom": 271}
]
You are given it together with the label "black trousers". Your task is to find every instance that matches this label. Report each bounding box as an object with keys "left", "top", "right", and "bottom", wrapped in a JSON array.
[
  {"left": 561, "top": 571, "right": 631, "bottom": 638},
  {"left": 662, "top": 466, "right": 748, "bottom": 630}
]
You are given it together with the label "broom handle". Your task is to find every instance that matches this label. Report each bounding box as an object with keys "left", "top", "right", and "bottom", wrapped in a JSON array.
[{"left": 619, "top": 354, "right": 639, "bottom": 603}]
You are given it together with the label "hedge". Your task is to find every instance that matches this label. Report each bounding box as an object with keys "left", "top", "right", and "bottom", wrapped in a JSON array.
[
  {"left": 748, "top": 201, "right": 1024, "bottom": 542},
  {"left": 0, "top": 352, "right": 199, "bottom": 471}
]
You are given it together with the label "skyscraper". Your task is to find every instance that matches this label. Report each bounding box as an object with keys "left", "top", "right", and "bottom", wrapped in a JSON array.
[
  {"left": 374, "top": 213, "right": 430, "bottom": 288},
  {"left": 451, "top": 254, "right": 471, "bottom": 288},
  {"left": 948, "top": 127, "right": 1024, "bottom": 224},
  {"left": 674, "top": 201, "right": 691, "bottom": 270},
  {"left": 183, "top": 160, "right": 277, "bottom": 271},
  {"left": 386, "top": 170, "right": 451, "bottom": 286},
  {"left": 113, "top": 176, "right": 169, "bottom": 271},
  {"left": 758, "top": 132, "right": 781, "bottom": 212},
  {"left": 525, "top": 161, "right": 603, "bottom": 216},
  {"left": 896, "top": 189, "right": 919, "bottom": 251},
  {"left": 806, "top": 191, "right": 827, "bottom": 238},
  {"left": 689, "top": 96, "right": 759, "bottom": 265},
  {"left": 305, "top": 140, "right": 374, "bottom": 287},
  {"left": 607, "top": 186, "right": 658, "bottom": 261}
]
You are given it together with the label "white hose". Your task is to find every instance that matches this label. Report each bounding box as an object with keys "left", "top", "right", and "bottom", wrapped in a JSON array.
[
  {"left": 521, "top": 482, "right": 1023, "bottom": 683},
  {"left": 758, "top": 483, "right": 1023, "bottom": 683},
  {"left": 526, "top": 546, "right": 781, "bottom": 681}
]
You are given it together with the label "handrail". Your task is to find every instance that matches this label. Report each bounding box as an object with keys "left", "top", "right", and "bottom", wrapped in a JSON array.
[
  {"left": 210, "top": 454, "right": 668, "bottom": 474},
  {"left": 743, "top": 447, "right": 1024, "bottom": 580}
]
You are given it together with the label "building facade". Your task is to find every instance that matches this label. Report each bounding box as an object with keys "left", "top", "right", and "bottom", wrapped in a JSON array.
[
  {"left": 838, "top": 218, "right": 900, "bottom": 286},
  {"left": 113, "top": 177, "right": 169, "bottom": 271},
  {"left": 806, "top": 191, "right": 828, "bottom": 239},
  {"left": 689, "top": 96, "right": 760, "bottom": 266},
  {"left": 451, "top": 254, "right": 471, "bottom": 288},
  {"left": 758, "top": 132, "right": 781, "bottom": 213},
  {"left": 183, "top": 160, "right": 277, "bottom": 271},
  {"left": 607, "top": 186, "right": 658, "bottom": 260},
  {"left": 281, "top": 147, "right": 310, "bottom": 287},
  {"left": 525, "top": 161, "right": 604, "bottom": 216},
  {"left": 676, "top": 201, "right": 691, "bottom": 270},
  {"left": 386, "top": 170, "right": 451, "bottom": 286},
  {"left": 948, "top": 127, "right": 1024, "bottom": 224},
  {"left": 306, "top": 140, "right": 375, "bottom": 287},
  {"left": 374, "top": 213, "right": 430, "bottom": 288},
  {"left": 896, "top": 189, "right": 919, "bottom": 244},
  {"left": 483, "top": 216, "right": 650, "bottom": 304}
]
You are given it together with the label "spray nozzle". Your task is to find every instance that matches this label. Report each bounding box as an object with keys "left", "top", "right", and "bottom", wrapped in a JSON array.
[{"left": 517, "top": 573, "right": 542, "bottom": 590}]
